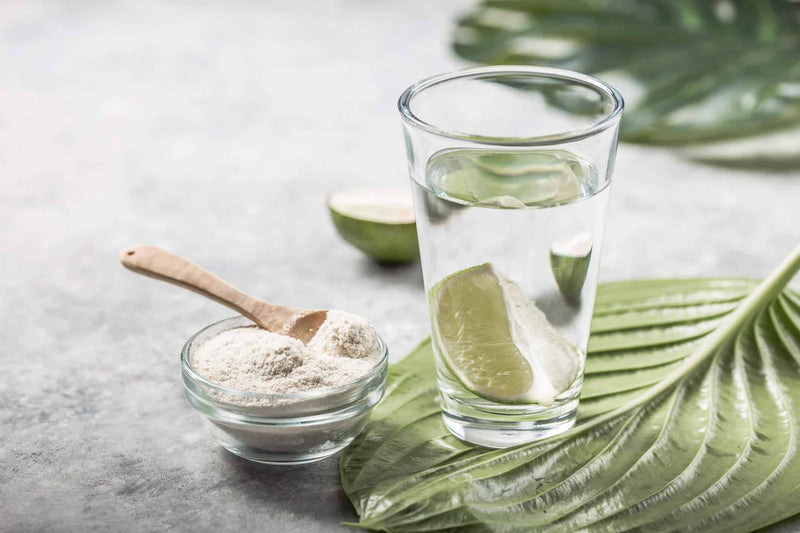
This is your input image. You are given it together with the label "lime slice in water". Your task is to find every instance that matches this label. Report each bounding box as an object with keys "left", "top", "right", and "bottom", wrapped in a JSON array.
[
  {"left": 328, "top": 188, "right": 419, "bottom": 264},
  {"left": 550, "top": 232, "right": 593, "bottom": 303},
  {"left": 431, "top": 263, "right": 582, "bottom": 406}
]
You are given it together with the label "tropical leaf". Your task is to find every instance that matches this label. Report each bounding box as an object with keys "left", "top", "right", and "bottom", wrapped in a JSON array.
[
  {"left": 451, "top": 0, "right": 800, "bottom": 162},
  {"left": 340, "top": 245, "right": 800, "bottom": 532}
]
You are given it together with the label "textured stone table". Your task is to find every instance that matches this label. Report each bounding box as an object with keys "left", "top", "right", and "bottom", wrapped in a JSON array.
[{"left": 1, "top": 1, "right": 799, "bottom": 531}]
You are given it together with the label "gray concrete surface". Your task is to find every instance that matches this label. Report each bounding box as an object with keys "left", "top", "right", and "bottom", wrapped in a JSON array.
[{"left": 1, "top": 1, "right": 799, "bottom": 531}]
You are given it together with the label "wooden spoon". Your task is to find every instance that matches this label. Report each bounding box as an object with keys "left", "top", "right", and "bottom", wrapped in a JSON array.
[{"left": 119, "top": 244, "right": 328, "bottom": 344}]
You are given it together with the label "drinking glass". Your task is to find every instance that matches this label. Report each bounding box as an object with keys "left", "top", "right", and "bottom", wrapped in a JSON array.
[{"left": 398, "top": 66, "right": 623, "bottom": 447}]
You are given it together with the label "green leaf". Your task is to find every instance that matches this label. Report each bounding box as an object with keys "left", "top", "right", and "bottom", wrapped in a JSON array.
[
  {"left": 340, "top": 244, "right": 800, "bottom": 532},
  {"left": 450, "top": 0, "right": 800, "bottom": 162}
]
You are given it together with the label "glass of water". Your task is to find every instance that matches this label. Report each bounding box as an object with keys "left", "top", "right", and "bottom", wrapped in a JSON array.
[{"left": 398, "top": 66, "right": 623, "bottom": 448}]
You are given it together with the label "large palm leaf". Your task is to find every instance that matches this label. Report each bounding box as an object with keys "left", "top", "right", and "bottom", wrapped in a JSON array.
[{"left": 452, "top": 0, "right": 800, "bottom": 165}]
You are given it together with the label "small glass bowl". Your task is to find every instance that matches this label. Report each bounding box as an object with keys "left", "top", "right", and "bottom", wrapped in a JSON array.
[{"left": 181, "top": 316, "right": 389, "bottom": 465}]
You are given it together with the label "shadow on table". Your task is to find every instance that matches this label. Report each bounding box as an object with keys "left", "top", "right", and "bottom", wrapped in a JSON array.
[
  {"left": 356, "top": 257, "right": 424, "bottom": 290},
  {"left": 218, "top": 450, "right": 363, "bottom": 531},
  {"left": 687, "top": 153, "right": 800, "bottom": 173}
]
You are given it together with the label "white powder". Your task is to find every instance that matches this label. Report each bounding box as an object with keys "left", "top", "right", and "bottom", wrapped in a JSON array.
[
  {"left": 307, "top": 310, "right": 376, "bottom": 359},
  {"left": 191, "top": 310, "right": 378, "bottom": 398}
]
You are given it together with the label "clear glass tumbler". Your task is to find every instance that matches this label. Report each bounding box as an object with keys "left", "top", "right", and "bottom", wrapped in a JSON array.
[{"left": 398, "top": 66, "right": 623, "bottom": 448}]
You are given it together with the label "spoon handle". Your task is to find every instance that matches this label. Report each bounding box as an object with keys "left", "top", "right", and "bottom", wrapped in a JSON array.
[{"left": 119, "top": 244, "right": 294, "bottom": 331}]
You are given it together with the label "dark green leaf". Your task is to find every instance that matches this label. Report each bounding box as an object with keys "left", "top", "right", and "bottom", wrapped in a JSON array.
[{"left": 451, "top": 0, "right": 800, "bottom": 161}]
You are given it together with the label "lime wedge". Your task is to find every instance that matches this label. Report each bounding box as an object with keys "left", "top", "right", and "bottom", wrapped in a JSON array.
[
  {"left": 328, "top": 188, "right": 419, "bottom": 264},
  {"left": 550, "top": 232, "right": 593, "bottom": 303},
  {"left": 431, "top": 263, "right": 582, "bottom": 405}
]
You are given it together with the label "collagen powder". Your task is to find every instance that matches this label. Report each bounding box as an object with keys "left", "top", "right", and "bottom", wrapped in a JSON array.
[{"left": 191, "top": 310, "right": 378, "bottom": 398}]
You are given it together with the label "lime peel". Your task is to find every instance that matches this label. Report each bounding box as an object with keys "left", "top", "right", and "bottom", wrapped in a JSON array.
[
  {"left": 550, "top": 232, "right": 593, "bottom": 303},
  {"left": 328, "top": 188, "right": 419, "bottom": 264}
]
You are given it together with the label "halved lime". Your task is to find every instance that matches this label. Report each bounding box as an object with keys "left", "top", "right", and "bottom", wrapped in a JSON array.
[
  {"left": 550, "top": 232, "right": 593, "bottom": 304},
  {"left": 328, "top": 188, "right": 419, "bottom": 264},
  {"left": 431, "top": 263, "right": 582, "bottom": 406}
]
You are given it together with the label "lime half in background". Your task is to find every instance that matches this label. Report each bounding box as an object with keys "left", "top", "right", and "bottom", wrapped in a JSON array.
[
  {"left": 431, "top": 263, "right": 582, "bottom": 406},
  {"left": 550, "top": 232, "right": 593, "bottom": 304},
  {"left": 328, "top": 188, "right": 419, "bottom": 264}
]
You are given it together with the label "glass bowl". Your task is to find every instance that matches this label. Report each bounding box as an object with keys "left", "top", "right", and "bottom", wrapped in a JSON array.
[{"left": 181, "top": 316, "right": 389, "bottom": 465}]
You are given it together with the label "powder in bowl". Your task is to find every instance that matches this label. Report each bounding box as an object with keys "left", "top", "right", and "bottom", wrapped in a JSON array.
[
  {"left": 307, "top": 309, "right": 376, "bottom": 359},
  {"left": 181, "top": 315, "right": 389, "bottom": 464},
  {"left": 190, "top": 310, "right": 379, "bottom": 397}
]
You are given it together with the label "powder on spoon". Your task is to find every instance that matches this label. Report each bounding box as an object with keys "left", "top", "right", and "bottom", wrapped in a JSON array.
[
  {"left": 191, "top": 310, "right": 379, "bottom": 397},
  {"left": 307, "top": 310, "right": 376, "bottom": 360}
]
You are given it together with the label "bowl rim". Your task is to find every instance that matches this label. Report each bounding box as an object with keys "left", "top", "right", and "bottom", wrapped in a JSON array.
[{"left": 181, "top": 316, "right": 389, "bottom": 402}]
